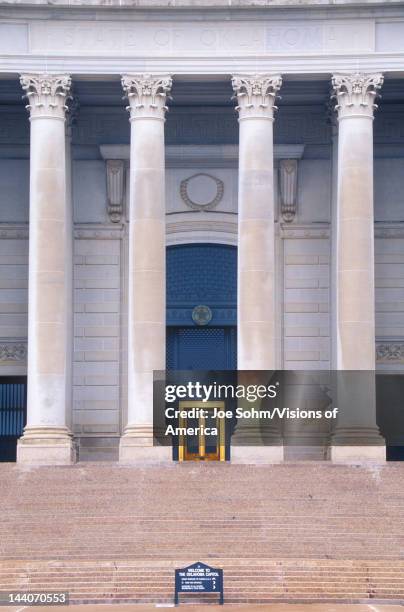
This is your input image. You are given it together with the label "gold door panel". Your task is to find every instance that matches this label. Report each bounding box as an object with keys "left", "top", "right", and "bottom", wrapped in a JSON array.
[{"left": 178, "top": 400, "right": 226, "bottom": 462}]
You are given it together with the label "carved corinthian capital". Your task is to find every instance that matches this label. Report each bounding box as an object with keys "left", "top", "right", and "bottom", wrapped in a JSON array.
[
  {"left": 232, "top": 74, "right": 282, "bottom": 120},
  {"left": 121, "top": 74, "right": 172, "bottom": 121},
  {"left": 20, "top": 73, "right": 71, "bottom": 119},
  {"left": 331, "top": 72, "right": 384, "bottom": 119}
]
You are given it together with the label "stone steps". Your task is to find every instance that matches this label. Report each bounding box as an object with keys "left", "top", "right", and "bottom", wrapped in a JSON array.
[{"left": 1, "top": 463, "right": 404, "bottom": 603}]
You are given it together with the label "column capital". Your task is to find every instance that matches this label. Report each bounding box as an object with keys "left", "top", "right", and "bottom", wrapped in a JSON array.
[
  {"left": 121, "top": 74, "right": 172, "bottom": 121},
  {"left": 232, "top": 74, "right": 282, "bottom": 120},
  {"left": 20, "top": 73, "right": 71, "bottom": 120},
  {"left": 331, "top": 72, "right": 384, "bottom": 120}
]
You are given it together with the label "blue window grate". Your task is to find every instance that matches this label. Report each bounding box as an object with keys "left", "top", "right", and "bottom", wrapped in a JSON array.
[{"left": 0, "top": 377, "right": 27, "bottom": 461}]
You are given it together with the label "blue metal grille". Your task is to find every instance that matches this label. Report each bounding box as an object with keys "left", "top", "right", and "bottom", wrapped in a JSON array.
[
  {"left": 0, "top": 377, "right": 27, "bottom": 462},
  {"left": 167, "top": 244, "right": 236, "bottom": 307},
  {"left": 167, "top": 327, "right": 237, "bottom": 371}
]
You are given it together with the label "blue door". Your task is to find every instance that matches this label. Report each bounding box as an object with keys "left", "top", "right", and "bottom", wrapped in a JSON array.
[
  {"left": 166, "top": 244, "right": 237, "bottom": 371},
  {"left": 167, "top": 327, "right": 237, "bottom": 370}
]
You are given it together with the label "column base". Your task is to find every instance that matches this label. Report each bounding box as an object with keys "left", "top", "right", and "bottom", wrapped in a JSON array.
[
  {"left": 119, "top": 424, "right": 171, "bottom": 464},
  {"left": 330, "top": 427, "right": 386, "bottom": 463},
  {"left": 330, "top": 445, "right": 386, "bottom": 464},
  {"left": 231, "top": 445, "right": 284, "bottom": 464},
  {"left": 17, "top": 427, "right": 76, "bottom": 465}
]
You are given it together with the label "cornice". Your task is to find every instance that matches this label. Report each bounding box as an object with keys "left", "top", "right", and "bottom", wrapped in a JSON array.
[
  {"left": 3, "top": 53, "right": 404, "bottom": 77},
  {"left": 2, "top": 3, "right": 404, "bottom": 19}
]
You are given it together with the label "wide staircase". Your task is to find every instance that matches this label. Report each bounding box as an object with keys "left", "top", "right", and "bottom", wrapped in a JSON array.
[{"left": 1, "top": 463, "right": 404, "bottom": 604}]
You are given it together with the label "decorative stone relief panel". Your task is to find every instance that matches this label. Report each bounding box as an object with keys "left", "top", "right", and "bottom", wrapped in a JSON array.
[
  {"left": 376, "top": 342, "right": 404, "bottom": 363},
  {"left": 180, "top": 173, "right": 224, "bottom": 211},
  {"left": 0, "top": 340, "right": 27, "bottom": 362},
  {"left": 106, "top": 159, "right": 125, "bottom": 223},
  {"left": 166, "top": 168, "right": 237, "bottom": 214},
  {"left": 279, "top": 159, "right": 298, "bottom": 223}
]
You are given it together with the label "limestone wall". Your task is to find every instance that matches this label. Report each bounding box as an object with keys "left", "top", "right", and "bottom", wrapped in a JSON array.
[
  {"left": 73, "top": 232, "right": 123, "bottom": 459},
  {"left": 0, "top": 233, "right": 28, "bottom": 376},
  {"left": 282, "top": 235, "right": 330, "bottom": 369}
]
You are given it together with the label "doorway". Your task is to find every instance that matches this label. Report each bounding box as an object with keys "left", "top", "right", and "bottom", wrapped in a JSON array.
[
  {"left": 166, "top": 243, "right": 237, "bottom": 372},
  {"left": 177, "top": 400, "right": 226, "bottom": 462},
  {"left": 166, "top": 244, "right": 237, "bottom": 461}
]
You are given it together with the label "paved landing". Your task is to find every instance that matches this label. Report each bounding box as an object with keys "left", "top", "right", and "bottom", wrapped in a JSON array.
[{"left": 1, "top": 605, "right": 404, "bottom": 611}]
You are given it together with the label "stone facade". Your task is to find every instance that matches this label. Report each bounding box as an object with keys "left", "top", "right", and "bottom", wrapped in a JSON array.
[{"left": 0, "top": 0, "right": 404, "bottom": 463}]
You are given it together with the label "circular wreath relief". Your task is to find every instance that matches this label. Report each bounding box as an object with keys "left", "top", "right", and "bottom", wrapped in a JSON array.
[
  {"left": 180, "top": 173, "right": 224, "bottom": 211},
  {"left": 192, "top": 305, "right": 213, "bottom": 326}
]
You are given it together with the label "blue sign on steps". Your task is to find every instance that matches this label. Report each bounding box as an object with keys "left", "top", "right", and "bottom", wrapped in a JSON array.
[{"left": 174, "top": 561, "right": 224, "bottom": 605}]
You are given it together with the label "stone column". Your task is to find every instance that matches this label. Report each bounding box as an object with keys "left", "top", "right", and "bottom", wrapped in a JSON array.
[
  {"left": 231, "top": 74, "right": 283, "bottom": 463},
  {"left": 330, "top": 72, "right": 385, "bottom": 462},
  {"left": 17, "top": 74, "right": 75, "bottom": 465},
  {"left": 119, "top": 74, "right": 172, "bottom": 463}
]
